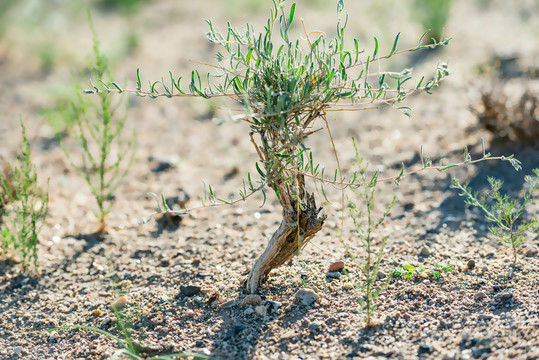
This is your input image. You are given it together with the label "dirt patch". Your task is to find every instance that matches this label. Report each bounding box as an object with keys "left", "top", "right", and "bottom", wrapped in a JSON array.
[{"left": 0, "top": 0, "right": 538, "bottom": 359}]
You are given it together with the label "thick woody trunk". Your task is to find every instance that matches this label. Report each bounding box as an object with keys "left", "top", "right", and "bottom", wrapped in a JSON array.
[{"left": 244, "top": 176, "right": 326, "bottom": 294}]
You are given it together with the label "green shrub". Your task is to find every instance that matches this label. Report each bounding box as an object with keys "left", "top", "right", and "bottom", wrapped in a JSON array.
[
  {"left": 0, "top": 118, "right": 49, "bottom": 270},
  {"left": 451, "top": 168, "right": 539, "bottom": 264},
  {"left": 343, "top": 139, "right": 395, "bottom": 327},
  {"left": 93, "top": 1, "right": 514, "bottom": 293},
  {"left": 59, "top": 11, "right": 136, "bottom": 234}
]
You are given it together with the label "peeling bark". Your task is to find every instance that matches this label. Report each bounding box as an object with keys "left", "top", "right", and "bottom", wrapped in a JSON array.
[{"left": 244, "top": 176, "right": 326, "bottom": 294}]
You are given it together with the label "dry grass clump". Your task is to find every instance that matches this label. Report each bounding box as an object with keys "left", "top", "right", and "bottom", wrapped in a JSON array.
[{"left": 473, "top": 80, "right": 539, "bottom": 142}]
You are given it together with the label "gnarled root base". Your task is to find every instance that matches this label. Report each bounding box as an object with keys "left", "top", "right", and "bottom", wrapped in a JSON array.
[{"left": 243, "top": 187, "right": 325, "bottom": 294}]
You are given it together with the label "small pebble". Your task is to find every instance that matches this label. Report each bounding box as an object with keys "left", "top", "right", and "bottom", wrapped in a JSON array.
[
  {"left": 92, "top": 309, "right": 103, "bottom": 316},
  {"left": 220, "top": 300, "right": 237, "bottom": 309},
  {"left": 196, "top": 272, "right": 210, "bottom": 278},
  {"left": 295, "top": 288, "right": 319, "bottom": 306},
  {"left": 255, "top": 305, "right": 267, "bottom": 317},
  {"left": 525, "top": 246, "right": 538, "bottom": 257},
  {"left": 493, "top": 290, "right": 513, "bottom": 302},
  {"left": 244, "top": 307, "right": 255, "bottom": 316},
  {"left": 13, "top": 347, "right": 22, "bottom": 355},
  {"left": 198, "top": 348, "right": 211, "bottom": 356},
  {"left": 328, "top": 261, "right": 345, "bottom": 272},
  {"left": 113, "top": 296, "right": 129, "bottom": 309},
  {"left": 478, "top": 314, "right": 493, "bottom": 321},
  {"left": 195, "top": 340, "right": 205, "bottom": 348},
  {"left": 149, "top": 154, "right": 179, "bottom": 173},
  {"left": 420, "top": 246, "right": 431, "bottom": 257},
  {"left": 474, "top": 292, "right": 486, "bottom": 301},
  {"left": 233, "top": 324, "right": 246, "bottom": 335},
  {"left": 418, "top": 344, "right": 432, "bottom": 354},
  {"left": 467, "top": 259, "right": 476, "bottom": 270},
  {"left": 309, "top": 322, "right": 322, "bottom": 332},
  {"left": 191, "top": 258, "right": 201, "bottom": 267},
  {"left": 180, "top": 285, "right": 201, "bottom": 297},
  {"left": 442, "top": 353, "right": 457, "bottom": 360},
  {"left": 471, "top": 347, "right": 485, "bottom": 358},
  {"left": 327, "top": 271, "right": 341, "bottom": 279},
  {"left": 240, "top": 295, "right": 263, "bottom": 306},
  {"left": 267, "top": 301, "right": 282, "bottom": 311}
]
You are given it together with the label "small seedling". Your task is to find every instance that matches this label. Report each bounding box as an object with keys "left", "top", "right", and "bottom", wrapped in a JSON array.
[
  {"left": 0, "top": 117, "right": 49, "bottom": 270},
  {"left": 451, "top": 169, "right": 539, "bottom": 264},
  {"left": 391, "top": 262, "right": 454, "bottom": 280},
  {"left": 343, "top": 139, "right": 395, "bottom": 327},
  {"left": 391, "top": 264, "right": 425, "bottom": 280},
  {"left": 59, "top": 11, "right": 136, "bottom": 233},
  {"left": 432, "top": 262, "right": 455, "bottom": 280},
  {"left": 402, "top": 264, "right": 423, "bottom": 279}
]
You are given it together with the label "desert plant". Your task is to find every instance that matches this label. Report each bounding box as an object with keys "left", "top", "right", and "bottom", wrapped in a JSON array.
[
  {"left": 94, "top": 1, "right": 517, "bottom": 294},
  {"left": 0, "top": 117, "right": 49, "bottom": 270},
  {"left": 104, "top": 0, "right": 453, "bottom": 293},
  {"left": 472, "top": 81, "right": 539, "bottom": 142},
  {"left": 451, "top": 168, "right": 539, "bottom": 264},
  {"left": 390, "top": 262, "right": 454, "bottom": 280},
  {"left": 343, "top": 139, "right": 395, "bottom": 327},
  {"left": 432, "top": 262, "right": 455, "bottom": 280},
  {"left": 60, "top": 11, "right": 136, "bottom": 233},
  {"left": 47, "top": 305, "right": 209, "bottom": 360}
]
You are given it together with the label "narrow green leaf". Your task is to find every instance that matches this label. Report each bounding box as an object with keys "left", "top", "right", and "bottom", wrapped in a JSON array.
[
  {"left": 110, "top": 82, "right": 123, "bottom": 93},
  {"left": 372, "top": 37, "right": 379, "bottom": 58},
  {"left": 439, "top": 164, "right": 458, "bottom": 171},
  {"left": 354, "top": 38, "right": 359, "bottom": 63},
  {"left": 418, "top": 29, "right": 430, "bottom": 47},
  {"left": 255, "top": 162, "right": 266, "bottom": 178},
  {"left": 320, "top": 181, "right": 332, "bottom": 204},
  {"left": 388, "top": 32, "right": 400, "bottom": 58},
  {"left": 136, "top": 68, "right": 142, "bottom": 90},
  {"left": 289, "top": 3, "right": 295, "bottom": 27}
]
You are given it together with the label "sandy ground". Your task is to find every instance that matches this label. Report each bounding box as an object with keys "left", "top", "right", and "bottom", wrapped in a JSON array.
[{"left": 0, "top": 0, "right": 538, "bottom": 359}]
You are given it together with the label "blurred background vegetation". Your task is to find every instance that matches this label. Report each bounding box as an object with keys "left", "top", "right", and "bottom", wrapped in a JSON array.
[{"left": 0, "top": 0, "right": 537, "bottom": 138}]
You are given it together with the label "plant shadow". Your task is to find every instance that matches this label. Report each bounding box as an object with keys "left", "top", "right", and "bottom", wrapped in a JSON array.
[
  {"left": 208, "top": 285, "right": 310, "bottom": 359},
  {"left": 397, "top": 140, "right": 539, "bottom": 237},
  {"left": 52, "top": 231, "right": 106, "bottom": 273}
]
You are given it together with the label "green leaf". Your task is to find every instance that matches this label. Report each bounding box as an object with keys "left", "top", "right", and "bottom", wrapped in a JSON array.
[
  {"left": 417, "top": 29, "right": 430, "bottom": 48},
  {"left": 320, "top": 181, "right": 332, "bottom": 204},
  {"left": 289, "top": 3, "right": 296, "bottom": 27},
  {"left": 388, "top": 32, "right": 400, "bottom": 58},
  {"left": 110, "top": 82, "right": 123, "bottom": 93},
  {"left": 136, "top": 68, "right": 142, "bottom": 90},
  {"left": 255, "top": 162, "right": 266, "bottom": 178},
  {"left": 372, "top": 37, "right": 379, "bottom": 58}
]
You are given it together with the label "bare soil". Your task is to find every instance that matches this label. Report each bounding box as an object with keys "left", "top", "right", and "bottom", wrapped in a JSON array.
[{"left": 0, "top": 1, "right": 538, "bottom": 359}]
